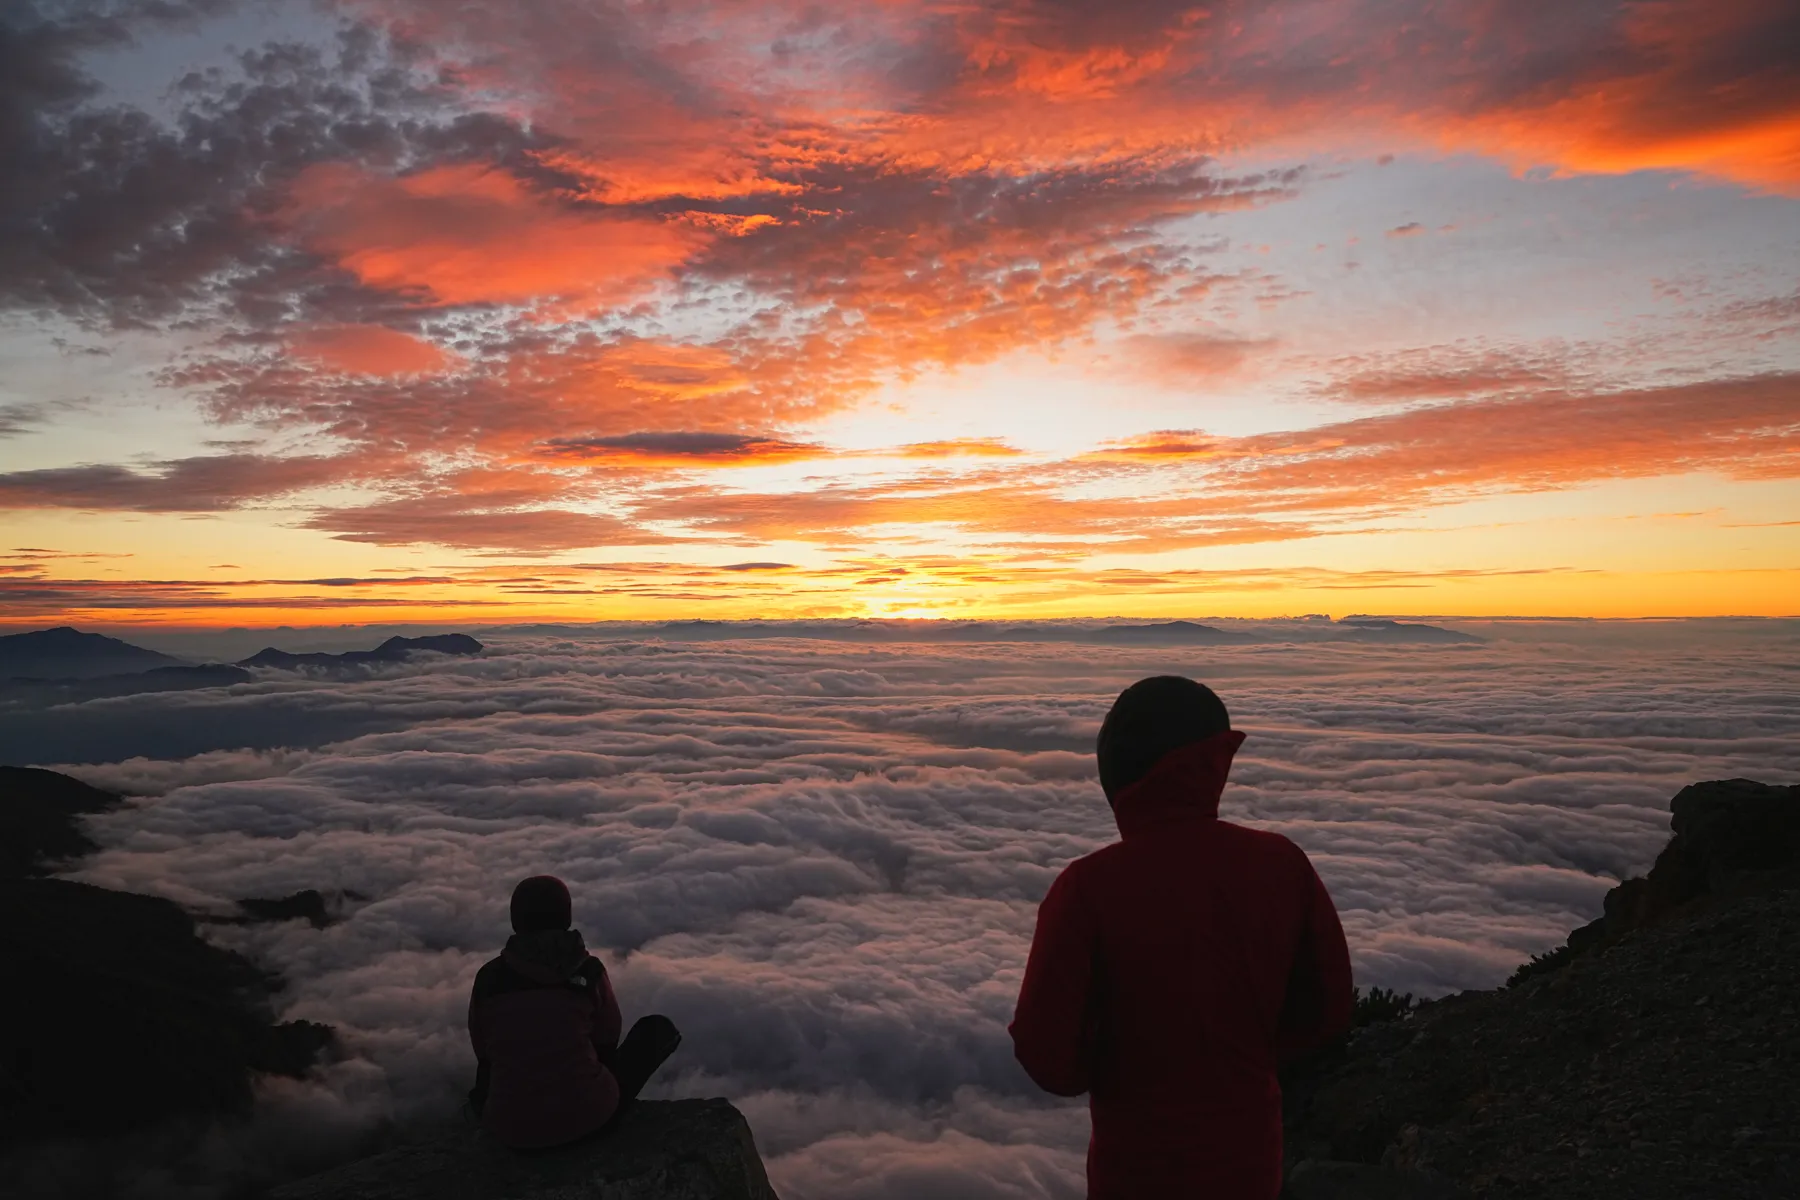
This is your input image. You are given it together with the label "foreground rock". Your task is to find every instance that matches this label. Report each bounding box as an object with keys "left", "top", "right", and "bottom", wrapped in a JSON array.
[
  {"left": 1282, "top": 779, "right": 1800, "bottom": 1199},
  {"left": 271, "top": 1099, "right": 778, "bottom": 1200}
]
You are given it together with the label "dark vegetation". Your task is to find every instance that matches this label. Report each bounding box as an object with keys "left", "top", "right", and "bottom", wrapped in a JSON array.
[
  {"left": 1282, "top": 779, "right": 1800, "bottom": 1198},
  {"left": 0, "top": 767, "right": 334, "bottom": 1147}
]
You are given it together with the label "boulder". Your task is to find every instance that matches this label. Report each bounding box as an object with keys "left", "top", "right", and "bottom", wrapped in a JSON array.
[
  {"left": 1285, "top": 1159, "right": 1465, "bottom": 1199},
  {"left": 271, "top": 1099, "right": 778, "bottom": 1200},
  {"left": 1511, "top": 777, "right": 1799, "bottom": 981}
]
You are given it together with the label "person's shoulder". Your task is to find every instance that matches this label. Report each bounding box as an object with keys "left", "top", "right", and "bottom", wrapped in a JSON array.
[
  {"left": 1217, "top": 819, "right": 1313, "bottom": 863},
  {"left": 1065, "top": 838, "right": 1128, "bottom": 873},
  {"left": 470, "top": 953, "right": 511, "bottom": 996},
  {"left": 1050, "top": 840, "right": 1130, "bottom": 894}
]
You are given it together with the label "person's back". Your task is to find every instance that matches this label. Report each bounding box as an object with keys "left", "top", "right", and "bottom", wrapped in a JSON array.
[
  {"left": 468, "top": 876, "right": 681, "bottom": 1149},
  {"left": 1010, "top": 677, "right": 1353, "bottom": 1198}
]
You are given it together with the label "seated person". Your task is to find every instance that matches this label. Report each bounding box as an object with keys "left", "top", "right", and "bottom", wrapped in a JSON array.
[
  {"left": 468, "top": 875, "right": 681, "bottom": 1148},
  {"left": 1010, "top": 676, "right": 1353, "bottom": 1199}
]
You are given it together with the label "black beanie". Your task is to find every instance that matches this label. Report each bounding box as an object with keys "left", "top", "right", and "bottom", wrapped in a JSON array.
[
  {"left": 510, "top": 875, "right": 573, "bottom": 933},
  {"left": 1096, "top": 675, "right": 1232, "bottom": 801}
]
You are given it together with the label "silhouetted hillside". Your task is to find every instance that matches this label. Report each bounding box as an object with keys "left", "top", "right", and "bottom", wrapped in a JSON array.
[
  {"left": 1083, "top": 620, "right": 1259, "bottom": 644},
  {"left": 0, "top": 663, "right": 252, "bottom": 708},
  {"left": 0, "top": 627, "right": 182, "bottom": 680},
  {"left": 0, "top": 765, "right": 121, "bottom": 875},
  {"left": 1281, "top": 779, "right": 1799, "bottom": 1199},
  {"left": 0, "top": 767, "right": 332, "bottom": 1146}
]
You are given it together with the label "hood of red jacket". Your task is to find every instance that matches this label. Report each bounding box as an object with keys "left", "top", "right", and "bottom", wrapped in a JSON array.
[{"left": 1109, "top": 728, "right": 1246, "bottom": 838}]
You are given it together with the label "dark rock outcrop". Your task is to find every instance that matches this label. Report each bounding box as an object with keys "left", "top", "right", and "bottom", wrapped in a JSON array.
[
  {"left": 270, "top": 1099, "right": 779, "bottom": 1200},
  {"left": 1286, "top": 1158, "right": 1464, "bottom": 1199},
  {"left": 0, "top": 767, "right": 334, "bottom": 1143},
  {"left": 238, "top": 888, "right": 337, "bottom": 929},
  {"left": 240, "top": 633, "right": 484, "bottom": 670},
  {"left": 1281, "top": 778, "right": 1800, "bottom": 1199},
  {"left": 0, "top": 626, "right": 183, "bottom": 680},
  {"left": 0, "top": 878, "right": 333, "bottom": 1143},
  {"left": 1512, "top": 778, "right": 1799, "bottom": 981},
  {"left": 0, "top": 764, "right": 121, "bottom": 875}
]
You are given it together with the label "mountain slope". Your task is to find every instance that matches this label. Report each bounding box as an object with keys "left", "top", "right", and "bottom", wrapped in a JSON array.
[
  {"left": 1282, "top": 780, "right": 1799, "bottom": 1199},
  {"left": 0, "top": 626, "right": 183, "bottom": 680},
  {"left": 0, "top": 767, "right": 332, "bottom": 1145}
]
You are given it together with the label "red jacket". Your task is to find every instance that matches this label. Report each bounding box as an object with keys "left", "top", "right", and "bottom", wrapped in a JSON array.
[
  {"left": 1010, "top": 731, "right": 1353, "bottom": 1199},
  {"left": 468, "top": 933, "right": 623, "bottom": 1149}
]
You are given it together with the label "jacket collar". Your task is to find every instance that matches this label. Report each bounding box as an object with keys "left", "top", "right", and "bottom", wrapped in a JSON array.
[{"left": 1109, "top": 729, "right": 1246, "bottom": 839}]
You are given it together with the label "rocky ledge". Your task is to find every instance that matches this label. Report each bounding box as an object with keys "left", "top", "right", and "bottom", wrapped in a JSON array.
[
  {"left": 1281, "top": 779, "right": 1800, "bottom": 1199},
  {"left": 270, "top": 1099, "right": 778, "bottom": 1200}
]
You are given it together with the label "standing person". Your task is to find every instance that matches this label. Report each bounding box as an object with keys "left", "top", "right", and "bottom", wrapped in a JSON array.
[
  {"left": 468, "top": 875, "right": 682, "bottom": 1149},
  {"left": 1010, "top": 677, "right": 1353, "bottom": 1198}
]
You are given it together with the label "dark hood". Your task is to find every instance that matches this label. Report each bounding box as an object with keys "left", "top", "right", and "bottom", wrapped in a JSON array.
[
  {"left": 502, "top": 928, "right": 592, "bottom": 985},
  {"left": 1109, "top": 729, "right": 1246, "bottom": 839}
]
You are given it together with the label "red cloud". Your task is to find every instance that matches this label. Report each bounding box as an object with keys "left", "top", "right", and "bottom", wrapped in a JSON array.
[
  {"left": 288, "top": 325, "right": 459, "bottom": 376},
  {"left": 1118, "top": 332, "right": 1274, "bottom": 383},
  {"left": 280, "top": 162, "right": 701, "bottom": 309}
]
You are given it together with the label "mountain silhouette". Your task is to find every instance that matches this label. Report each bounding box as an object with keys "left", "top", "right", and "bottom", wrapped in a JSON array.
[
  {"left": 1084, "top": 620, "right": 1259, "bottom": 645},
  {"left": 239, "top": 633, "right": 484, "bottom": 670},
  {"left": 0, "top": 626, "right": 183, "bottom": 680}
]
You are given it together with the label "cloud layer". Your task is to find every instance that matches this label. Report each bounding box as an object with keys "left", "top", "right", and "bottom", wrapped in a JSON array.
[{"left": 43, "top": 623, "right": 1800, "bottom": 1197}]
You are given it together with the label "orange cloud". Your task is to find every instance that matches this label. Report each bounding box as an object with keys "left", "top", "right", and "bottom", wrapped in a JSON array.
[
  {"left": 287, "top": 325, "right": 459, "bottom": 376},
  {"left": 303, "top": 494, "right": 648, "bottom": 552},
  {"left": 893, "top": 439, "right": 1024, "bottom": 458},
  {"left": 1081, "top": 430, "right": 1232, "bottom": 462},
  {"left": 1118, "top": 331, "right": 1274, "bottom": 383},
  {"left": 1412, "top": 0, "right": 1800, "bottom": 191},
  {"left": 1315, "top": 345, "right": 1583, "bottom": 404},
  {"left": 281, "top": 162, "right": 701, "bottom": 308}
]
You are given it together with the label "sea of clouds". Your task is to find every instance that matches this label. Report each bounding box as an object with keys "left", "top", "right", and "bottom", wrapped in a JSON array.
[{"left": 33, "top": 621, "right": 1800, "bottom": 1198}]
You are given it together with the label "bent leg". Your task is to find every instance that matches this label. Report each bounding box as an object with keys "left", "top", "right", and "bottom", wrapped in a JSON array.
[{"left": 611, "top": 1014, "right": 681, "bottom": 1103}]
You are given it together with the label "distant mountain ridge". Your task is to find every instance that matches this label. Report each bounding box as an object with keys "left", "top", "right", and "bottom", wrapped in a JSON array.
[
  {"left": 239, "top": 633, "right": 484, "bottom": 669},
  {"left": 497, "top": 618, "right": 1477, "bottom": 645},
  {"left": 0, "top": 625, "right": 183, "bottom": 680}
]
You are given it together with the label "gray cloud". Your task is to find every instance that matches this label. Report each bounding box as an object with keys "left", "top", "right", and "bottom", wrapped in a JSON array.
[{"left": 35, "top": 624, "right": 1800, "bottom": 1198}]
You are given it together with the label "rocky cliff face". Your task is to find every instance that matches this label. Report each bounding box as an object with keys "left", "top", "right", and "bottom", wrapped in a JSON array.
[
  {"left": 1281, "top": 779, "right": 1800, "bottom": 1200},
  {"left": 0, "top": 767, "right": 333, "bottom": 1146},
  {"left": 270, "top": 1099, "right": 778, "bottom": 1200}
]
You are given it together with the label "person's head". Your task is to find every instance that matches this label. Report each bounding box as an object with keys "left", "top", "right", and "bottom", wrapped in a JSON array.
[
  {"left": 510, "top": 874, "right": 573, "bottom": 934},
  {"left": 1096, "top": 675, "right": 1231, "bottom": 802}
]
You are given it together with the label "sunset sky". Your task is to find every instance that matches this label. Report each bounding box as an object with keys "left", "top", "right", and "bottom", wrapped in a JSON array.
[{"left": 3, "top": 0, "right": 1797, "bottom": 627}]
